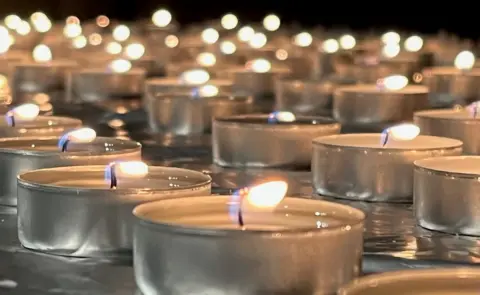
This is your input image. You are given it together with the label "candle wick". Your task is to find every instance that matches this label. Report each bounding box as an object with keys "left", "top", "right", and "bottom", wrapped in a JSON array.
[
  {"left": 7, "top": 113, "right": 15, "bottom": 127},
  {"left": 381, "top": 131, "right": 389, "bottom": 147},
  {"left": 61, "top": 139, "right": 70, "bottom": 152},
  {"left": 110, "top": 164, "right": 117, "bottom": 189},
  {"left": 237, "top": 206, "right": 244, "bottom": 227}
]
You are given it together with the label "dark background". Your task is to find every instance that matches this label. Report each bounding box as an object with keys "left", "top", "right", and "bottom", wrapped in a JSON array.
[{"left": 0, "top": 0, "right": 477, "bottom": 38}]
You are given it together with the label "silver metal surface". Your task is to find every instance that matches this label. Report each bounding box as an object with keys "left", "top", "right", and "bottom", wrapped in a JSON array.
[
  {"left": 274, "top": 78, "right": 334, "bottom": 115},
  {"left": 423, "top": 67, "right": 480, "bottom": 107},
  {"left": 69, "top": 68, "right": 146, "bottom": 102},
  {"left": 133, "top": 196, "right": 365, "bottom": 295},
  {"left": 338, "top": 268, "right": 480, "bottom": 295},
  {"left": 414, "top": 108, "right": 480, "bottom": 155},
  {"left": 146, "top": 94, "right": 253, "bottom": 135},
  {"left": 312, "top": 134, "right": 463, "bottom": 202},
  {"left": 212, "top": 114, "right": 341, "bottom": 168},
  {"left": 0, "top": 115, "right": 82, "bottom": 137},
  {"left": 353, "top": 58, "right": 418, "bottom": 83},
  {"left": 0, "top": 136, "right": 141, "bottom": 206},
  {"left": 414, "top": 156, "right": 480, "bottom": 236},
  {"left": 11, "top": 62, "right": 78, "bottom": 101},
  {"left": 17, "top": 166, "right": 212, "bottom": 257},
  {"left": 333, "top": 85, "right": 429, "bottom": 132}
]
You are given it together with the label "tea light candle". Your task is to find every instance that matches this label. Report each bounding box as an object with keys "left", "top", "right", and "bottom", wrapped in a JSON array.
[
  {"left": 339, "top": 268, "right": 480, "bottom": 295},
  {"left": 144, "top": 69, "right": 233, "bottom": 99},
  {"left": 226, "top": 58, "right": 290, "bottom": 112},
  {"left": 423, "top": 50, "right": 480, "bottom": 107},
  {"left": 212, "top": 112, "right": 341, "bottom": 168},
  {"left": 333, "top": 75, "right": 429, "bottom": 132},
  {"left": 17, "top": 162, "right": 212, "bottom": 257},
  {"left": 133, "top": 182, "right": 365, "bottom": 295},
  {"left": 414, "top": 107, "right": 480, "bottom": 155},
  {"left": 415, "top": 156, "right": 480, "bottom": 236},
  {"left": 11, "top": 44, "right": 78, "bottom": 97},
  {"left": 69, "top": 59, "right": 146, "bottom": 102},
  {"left": 0, "top": 103, "right": 82, "bottom": 137},
  {"left": 146, "top": 91, "right": 253, "bottom": 135},
  {"left": 0, "top": 132, "right": 141, "bottom": 206},
  {"left": 312, "top": 126, "right": 462, "bottom": 202}
]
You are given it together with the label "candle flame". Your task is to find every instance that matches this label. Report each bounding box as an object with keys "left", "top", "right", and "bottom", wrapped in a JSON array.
[
  {"left": 6, "top": 103, "right": 39, "bottom": 121},
  {"left": 404, "top": 35, "right": 423, "bottom": 52},
  {"left": 125, "top": 43, "right": 145, "bottom": 60},
  {"left": 32, "top": 44, "right": 52, "bottom": 62},
  {"left": 63, "top": 23, "right": 82, "bottom": 38},
  {"left": 293, "top": 32, "right": 312, "bottom": 47},
  {"left": 268, "top": 111, "right": 296, "bottom": 123},
  {"left": 220, "top": 41, "right": 236, "bottom": 55},
  {"left": 112, "top": 25, "right": 130, "bottom": 42},
  {"left": 221, "top": 13, "right": 238, "bottom": 30},
  {"left": 105, "top": 161, "right": 149, "bottom": 179},
  {"left": 196, "top": 52, "right": 216, "bottom": 67},
  {"left": 152, "top": 9, "right": 172, "bottom": 27},
  {"left": 248, "top": 58, "right": 271, "bottom": 73},
  {"left": 382, "top": 43, "right": 400, "bottom": 58},
  {"left": 106, "top": 41, "right": 122, "bottom": 55},
  {"left": 454, "top": 50, "right": 475, "bottom": 70},
  {"left": 381, "top": 31, "right": 400, "bottom": 44},
  {"left": 165, "top": 35, "right": 179, "bottom": 48},
  {"left": 196, "top": 84, "right": 219, "bottom": 97},
  {"left": 179, "top": 69, "right": 210, "bottom": 85},
  {"left": 322, "top": 39, "right": 339, "bottom": 53},
  {"left": 378, "top": 75, "right": 408, "bottom": 91},
  {"left": 201, "top": 28, "right": 219, "bottom": 44},
  {"left": 249, "top": 32, "right": 267, "bottom": 49},
  {"left": 58, "top": 128, "right": 96, "bottom": 150},
  {"left": 339, "top": 34, "right": 356, "bottom": 50},
  {"left": 237, "top": 26, "right": 254, "bottom": 42},
  {"left": 246, "top": 181, "right": 288, "bottom": 208},
  {"left": 381, "top": 123, "right": 420, "bottom": 146},
  {"left": 109, "top": 59, "right": 132, "bottom": 73},
  {"left": 263, "top": 14, "right": 281, "bottom": 32}
]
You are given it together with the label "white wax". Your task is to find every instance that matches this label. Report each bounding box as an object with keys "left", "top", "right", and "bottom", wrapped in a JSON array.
[
  {"left": 415, "top": 156, "right": 480, "bottom": 175},
  {"left": 415, "top": 109, "right": 477, "bottom": 120},
  {"left": 136, "top": 196, "right": 364, "bottom": 231},
  {"left": 314, "top": 134, "right": 462, "bottom": 150},
  {"left": 425, "top": 66, "right": 480, "bottom": 76},
  {"left": 337, "top": 84, "right": 428, "bottom": 95}
]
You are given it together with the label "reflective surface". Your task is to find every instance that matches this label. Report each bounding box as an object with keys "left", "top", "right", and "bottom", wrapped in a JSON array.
[{"left": 1, "top": 94, "right": 480, "bottom": 294}]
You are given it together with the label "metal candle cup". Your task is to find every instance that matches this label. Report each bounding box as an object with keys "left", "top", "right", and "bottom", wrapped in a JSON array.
[
  {"left": 354, "top": 57, "right": 418, "bottom": 83},
  {"left": 11, "top": 60, "right": 78, "bottom": 97},
  {"left": 17, "top": 165, "right": 212, "bottom": 257},
  {"left": 274, "top": 78, "right": 335, "bottom": 116},
  {"left": 0, "top": 136, "right": 141, "bottom": 206},
  {"left": 0, "top": 115, "right": 81, "bottom": 137},
  {"left": 312, "top": 134, "right": 462, "bottom": 202},
  {"left": 333, "top": 84, "right": 429, "bottom": 132},
  {"left": 69, "top": 67, "right": 146, "bottom": 102},
  {"left": 338, "top": 268, "right": 480, "bottom": 295},
  {"left": 133, "top": 196, "right": 365, "bottom": 295},
  {"left": 414, "top": 156, "right": 480, "bottom": 236},
  {"left": 423, "top": 67, "right": 480, "bottom": 107},
  {"left": 146, "top": 93, "right": 253, "bottom": 135},
  {"left": 213, "top": 114, "right": 340, "bottom": 168},
  {"left": 414, "top": 109, "right": 480, "bottom": 155}
]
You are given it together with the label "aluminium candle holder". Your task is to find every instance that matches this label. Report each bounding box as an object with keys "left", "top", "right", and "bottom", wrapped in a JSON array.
[
  {"left": 423, "top": 67, "right": 480, "bottom": 107},
  {"left": 69, "top": 68, "right": 146, "bottom": 102},
  {"left": 146, "top": 93, "right": 253, "bottom": 135},
  {"left": 11, "top": 60, "right": 78, "bottom": 99},
  {"left": 17, "top": 165, "right": 212, "bottom": 258},
  {"left": 212, "top": 114, "right": 341, "bottom": 168},
  {"left": 414, "top": 156, "right": 480, "bottom": 236},
  {"left": 333, "top": 84, "right": 429, "bottom": 133},
  {"left": 133, "top": 196, "right": 365, "bottom": 295},
  {"left": 0, "top": 115, "right": 82, "bottom": 137},
  {"left": 414, "top": 108, "right": 480, "bottom": 155},
  {"left": 312, "top": 134, "right": 462, "bottom": 202},
  {"left": 338, "top": 268, "right": 480, "bottom": 295},
  {"left": 0, "top": 136, "right": 141, "bottom": 206}
]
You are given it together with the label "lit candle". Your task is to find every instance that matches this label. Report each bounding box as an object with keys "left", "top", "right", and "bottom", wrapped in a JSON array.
[
  {"left": 334, "top": 75, "right": 429, "bottom": 132},
  {"left": 267, "top": 111, "right": 296, "bottom": 123},
  {"left": 312, "top": 132, "right": 462, "bottom": 202},
  {"left": 5, "top": 103, "right": 39, "bottom": 127},
  {"left": 105, "top": 161, "right": 149, "bottom": 189},
  {"left": 58, "top": 127, "right": 96, "bottom": 152}
]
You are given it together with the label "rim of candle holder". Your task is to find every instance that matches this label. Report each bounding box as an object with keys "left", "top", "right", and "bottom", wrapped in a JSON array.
[
  {"left": 133, "top": 195, "right": 365, "bottom": 236},
  {"left": 338, "top": 268, "right": 480, "bottom": 295},
  {"left": 335, "top": 84, "right": 429, "bottom": 94},
  {"left": 145, "top": 77, "right": 233, "bottom": 86},
  {"left": 414, "top": 155, "right": 480, "bottom": 179},
  {"left": 151, "top": 93, "right": 253, "bottom": 103},
  {"left": 0, "top": 116, "right": 82, "bottom": 129},
  {"left": 313, "top": 134, "right": 463, "bottom": 151},
  {"left": 0, "top": 136, "right": 141, "bottom": 157},
  {"left": 415, "top": 109, "right": 480, "bottom": 122},
  {"left": 17, "top": 165, "right": 212, "bottom": 194},
  {"left": 14, "top": 60, "right": 79, "bottom": 68},
  {"left": 424, "top": 66, "right": 480, "bottom": 76},
  {"left": 214, "top": 114, "right": 339, "bottom": 128},
  {"left": 75, "top": 67, "right": 146, "bottom": 75}
]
